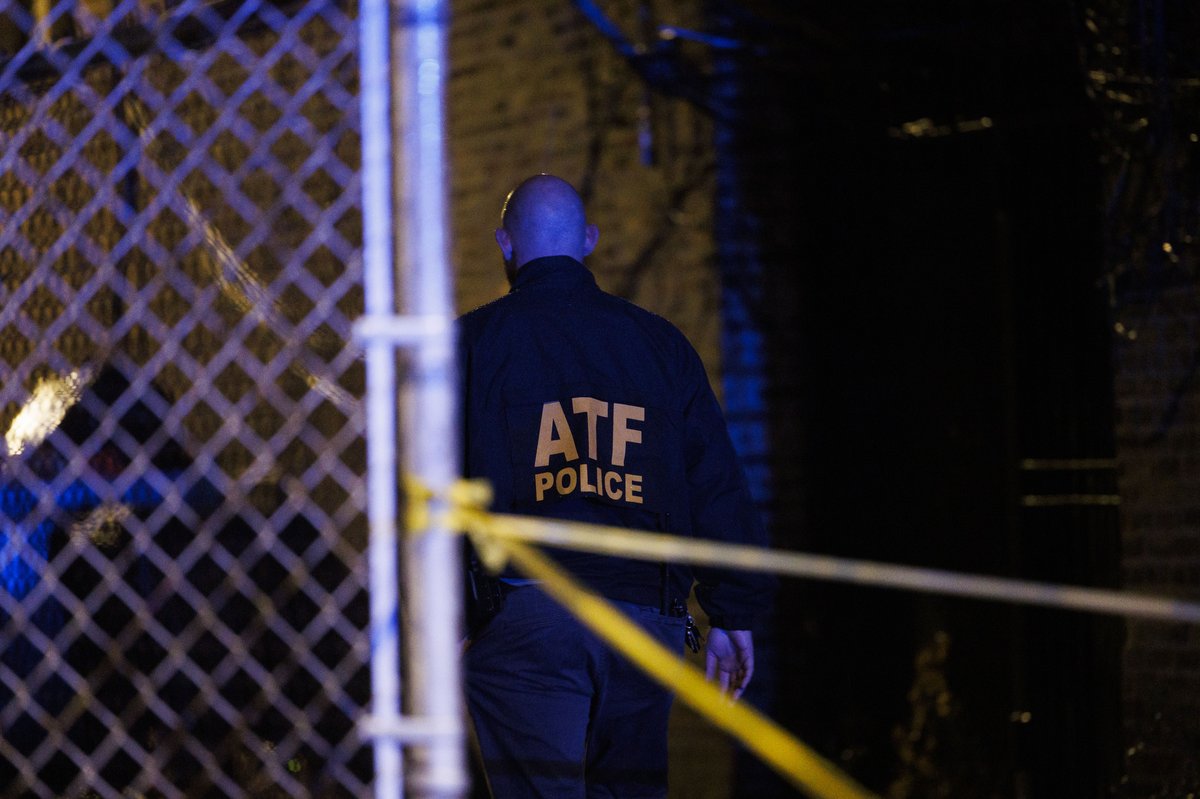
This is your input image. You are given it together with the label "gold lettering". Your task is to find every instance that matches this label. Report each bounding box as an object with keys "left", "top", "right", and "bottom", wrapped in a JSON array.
[
  {"left": 571, "top": 397, "right": 609, "bottom": 460},
  {"left": 611, "top": 403, "right": 644, "bottom": 467},
  {"left": 625, "top": 473, "right": 643, "bottom": 504},
  {"left": 579, "top": 462, "right": 598, "bottom": 494},
  {"left": 556, "top": 466, "right": 578, "bottom": 495},
  {"left": 604, "top": 470, "right": 622, "bottom": 500},
  {"left": 535, "top": 401, "right": 578, "bottom": 467},
  {"left": 534, "top": 472, "right": 553, "bottom": 501}
]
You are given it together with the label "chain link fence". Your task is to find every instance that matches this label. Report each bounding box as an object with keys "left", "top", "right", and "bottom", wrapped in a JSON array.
[{"left": 0, "top": 0, "right": 372, "bottom": 795}]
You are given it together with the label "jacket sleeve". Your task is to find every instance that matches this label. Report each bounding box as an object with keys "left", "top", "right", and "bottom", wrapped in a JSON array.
[{"left": 679, "top": 344, "right": 776, "bottom": 630}]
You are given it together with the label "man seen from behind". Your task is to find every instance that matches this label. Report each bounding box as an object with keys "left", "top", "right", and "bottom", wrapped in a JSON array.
[{"left": 458, "top": 174, "right": 774, "bottom": 798}]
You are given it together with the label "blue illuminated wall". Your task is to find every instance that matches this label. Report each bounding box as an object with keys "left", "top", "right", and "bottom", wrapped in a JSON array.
[{"left": 710, "top": 36, "right": 784, "bottom": 798}]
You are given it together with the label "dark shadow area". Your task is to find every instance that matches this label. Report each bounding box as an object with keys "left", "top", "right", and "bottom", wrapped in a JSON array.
[{"left": 711, "top": 2, "right": 1121, "bottom": 795}]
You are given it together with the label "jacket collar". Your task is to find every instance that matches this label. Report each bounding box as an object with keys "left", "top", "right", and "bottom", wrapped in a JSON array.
[{"left": 510, "top": 256, "right": 596, "bottom": 293}]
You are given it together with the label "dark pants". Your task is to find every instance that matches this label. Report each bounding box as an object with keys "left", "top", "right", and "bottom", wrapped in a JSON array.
[{"left": 464, "top": 587, "right": 685, "bottom": 799}]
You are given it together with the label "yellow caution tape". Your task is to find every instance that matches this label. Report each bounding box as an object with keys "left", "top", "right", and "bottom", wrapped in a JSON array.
[
  {"left": 404, "top": 474, "right": 436, "bottom": 532},
  {"left": 445, "top": 485, "right": 1200, "bottom": 625},
  {"left": 469, "top": 527, "right": 878, "bottom": 799}
]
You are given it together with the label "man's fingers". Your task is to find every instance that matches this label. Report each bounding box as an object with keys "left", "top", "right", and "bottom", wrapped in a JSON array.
[
  {"left": 705, "top": 651, "right": 717, "bottom": 682},
  {"left": 718, "top": 670, "right": 731, "bottom": 695},
  {"left": 732, "top": 665, "right": 750, "bottom": 700}
]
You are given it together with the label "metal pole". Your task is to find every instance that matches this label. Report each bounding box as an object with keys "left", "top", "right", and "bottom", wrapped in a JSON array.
[
  {"left": 358, "top": 0, "right": 405, "bottom": 796},
  {"left": 393, "top": 0, "right": 465, "bottom": 797}
]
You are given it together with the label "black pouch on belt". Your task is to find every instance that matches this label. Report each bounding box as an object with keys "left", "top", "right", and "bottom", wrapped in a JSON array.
[{"left": 464, "top": 545, "right": 506, "bottom": 637}]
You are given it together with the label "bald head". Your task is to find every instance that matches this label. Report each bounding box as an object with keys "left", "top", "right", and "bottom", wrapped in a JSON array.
[{"left": 495, "top": 175, "right": 598, "bottom": 275}]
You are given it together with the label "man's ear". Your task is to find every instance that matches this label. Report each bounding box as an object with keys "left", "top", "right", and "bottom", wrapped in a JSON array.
[
  {"left": 495, "top": 228, "right": 513, "bottom": 260},
  {"left": 583, "top": 224, "right": 599, "bottom": 256}
]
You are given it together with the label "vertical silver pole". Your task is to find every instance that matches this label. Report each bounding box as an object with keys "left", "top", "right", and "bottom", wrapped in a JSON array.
[
  {"left": 359, "top": 0, "right": 405, "bottom": 797},
  {"left": 394, "top": 1, "right": 466, "bottom": 797}
]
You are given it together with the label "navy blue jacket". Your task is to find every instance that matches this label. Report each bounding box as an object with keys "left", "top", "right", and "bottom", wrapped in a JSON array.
[{"left": 457, "top": 256, "right": 772, "bottom": 629}]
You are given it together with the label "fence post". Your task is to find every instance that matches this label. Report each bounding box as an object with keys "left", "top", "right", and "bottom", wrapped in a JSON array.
[
  {"left": 395, "top": 0, "right": 465, "bottom": 797},
  {"left": 358, "top": 0, "right": 405, "bottom": 795},
  {"left": 359, "top": 0, "right": 464, "bottom": 796}
]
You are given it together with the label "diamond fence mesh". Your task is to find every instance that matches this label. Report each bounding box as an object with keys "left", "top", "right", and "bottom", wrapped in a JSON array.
[{"left": 0, "top": 0, "right": 373, "bottom": 796}]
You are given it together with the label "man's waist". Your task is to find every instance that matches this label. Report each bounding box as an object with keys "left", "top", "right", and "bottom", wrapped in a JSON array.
[{"left": 497, "top": 572, "right": 690, "bottom": 616}]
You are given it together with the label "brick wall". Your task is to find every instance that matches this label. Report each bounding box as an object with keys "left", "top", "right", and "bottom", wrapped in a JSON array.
[
  {"left": 1114, "top": 283, "right": 1200, "bottom": 796},
  {"left": 446, "top": 0, "right": 721, "bottom": 383}
]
